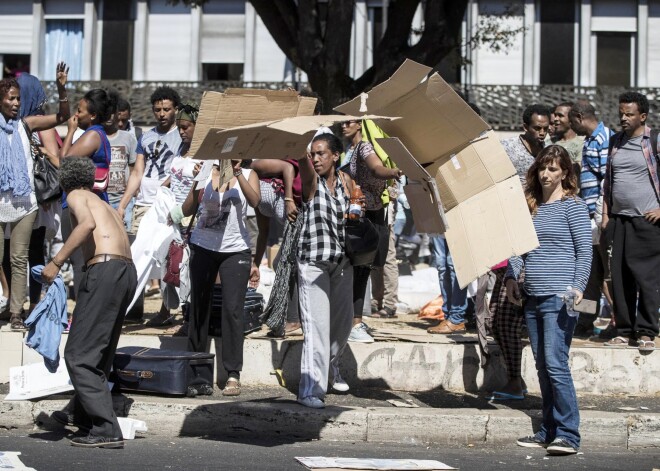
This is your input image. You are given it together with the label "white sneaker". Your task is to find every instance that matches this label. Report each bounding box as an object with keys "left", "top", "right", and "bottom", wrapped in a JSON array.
[
  {"left": 297, "top": 396, "right": 325, "bottom": 409},
  {"left": 348, "top": 323, "right": 374, "bottom": 343},
  {"left": 331, "top": 374, "right": 350, "bottom": 393},
  {"left": 0, "top": 296, "right": 7, "bottom": 312}
]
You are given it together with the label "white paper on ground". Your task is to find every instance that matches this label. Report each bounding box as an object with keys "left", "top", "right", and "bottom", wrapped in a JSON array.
[
  {"left": 295, "top": 457, "right": 456, "bottom": 470},
  {"left": 4, "top": 362, "right": 73, "bottom": 401},
  {"left": 117, "top": 417, "right": 148, "bottom": 440},
  {"left": 0, "top": 452, "right": 37, "bottom": 470}
]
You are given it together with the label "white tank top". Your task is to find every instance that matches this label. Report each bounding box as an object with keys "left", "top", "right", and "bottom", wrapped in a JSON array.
[{"left": 190, "top": 168, "right": 251, "bottom": 253}]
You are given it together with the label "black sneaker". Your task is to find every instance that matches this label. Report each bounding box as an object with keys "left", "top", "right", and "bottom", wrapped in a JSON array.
[
  {"left": 546, "top": 438, "right": 578, "bottom": 455},
  {"left": 516, "top": 434, "right": 549, "bottom": 448}
]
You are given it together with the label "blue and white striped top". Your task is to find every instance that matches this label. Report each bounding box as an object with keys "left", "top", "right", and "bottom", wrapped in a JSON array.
[
  {"left": 580, "top": 121, "right": 612, "bottom": 215},
  {"left": 507, "top": 197, "right": 592, "bottom": 296}
]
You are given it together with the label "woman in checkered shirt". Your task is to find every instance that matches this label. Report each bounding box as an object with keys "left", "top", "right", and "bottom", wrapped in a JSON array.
[{"left": 295, "top": 133, "right": 359, "bottom": 409}]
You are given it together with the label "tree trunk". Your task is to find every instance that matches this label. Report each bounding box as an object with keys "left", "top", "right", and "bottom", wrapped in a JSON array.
[{"left": 249, "top": 0, "right": 469, "bottom": 111}]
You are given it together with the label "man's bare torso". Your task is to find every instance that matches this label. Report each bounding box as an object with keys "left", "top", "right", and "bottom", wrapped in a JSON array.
[{"left": 67, "top": 189, "right": 131, "bottom": 263}]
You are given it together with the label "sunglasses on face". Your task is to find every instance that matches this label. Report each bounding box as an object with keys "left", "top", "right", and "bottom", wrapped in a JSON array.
[{"left": 341, "top": 121, "right": 358, "bottom": 127}]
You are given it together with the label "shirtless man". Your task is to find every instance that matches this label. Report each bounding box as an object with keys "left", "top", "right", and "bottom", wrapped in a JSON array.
[{"left": 43, "top": 157, "right": 137, "bottom": 449}]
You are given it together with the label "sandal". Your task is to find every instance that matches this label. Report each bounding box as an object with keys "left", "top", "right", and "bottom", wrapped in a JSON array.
[
  {"left": 10, "top": 315, "right": 26, "bottom": 330},
  {"left": 638, "top": 338, "right": 656, "bottom": 352},
  {"left": 604, "top": 336, "right": 631, "bottom": 347},
  {"left": 165, "top": 322, "right": 189, "bottom": 337},
  {"left": 222, "top": 378, "right": 241, "bottom": 396}
]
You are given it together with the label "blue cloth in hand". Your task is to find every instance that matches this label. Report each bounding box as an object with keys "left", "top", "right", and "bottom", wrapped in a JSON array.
[{"left": 24, "top": 265, "right": 68, "bottom": 373}]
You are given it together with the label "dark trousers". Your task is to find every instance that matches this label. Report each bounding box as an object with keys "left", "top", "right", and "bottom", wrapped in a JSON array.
[
  {"left": 610, "top": 215, "right": 660, "bottom": 339},
  {"left": 578, "top": 245, "right": 604, "bottom": 332},
  {"left": 61, "top": 207, "right": 85, "bottom": 299},
  {"left": 353, "top": 208, "right": 388, "bottom": 318},
  {"left": 64, "top": 259, "right": 137, "bottom": 438},
  {"left": 28, "top": 227, "right": 46, "bottom": 304},
  {"left": 188, "top": 244, "right": 251, "bottom": 376}
]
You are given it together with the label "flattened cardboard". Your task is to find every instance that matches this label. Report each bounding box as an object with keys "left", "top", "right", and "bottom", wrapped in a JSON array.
[
  {"left": 197, "top": 115, "right": 397, "bottom": 161},
  {"left": 376, "top": 137, "right": 447, "bottom": 233},
  {"left": 443, "top": 177, "right": 539, "bottom": 288},
  {"left": 190, "top": 89, "right": 317, "bottom": 159},
  {"left": 335, "top": 59, "right": 489, "bottom": 164}
]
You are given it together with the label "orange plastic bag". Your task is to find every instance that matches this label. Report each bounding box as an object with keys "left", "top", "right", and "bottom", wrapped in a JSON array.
[{"left": 418, "top": 295, "right": 444, "bottom": 321}]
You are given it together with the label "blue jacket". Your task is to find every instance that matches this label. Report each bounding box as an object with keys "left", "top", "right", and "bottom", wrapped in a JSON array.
[{"left": 24, "top": 265, "right": 68, "bottom": 373}]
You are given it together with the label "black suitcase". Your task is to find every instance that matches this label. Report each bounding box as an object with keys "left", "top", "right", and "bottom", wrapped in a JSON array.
[
  {"left": 209, "top": 286, "right": 264, "bottom": 336},
  {"left": 112, "top": 347, "right": 214, "bottom": 397}
]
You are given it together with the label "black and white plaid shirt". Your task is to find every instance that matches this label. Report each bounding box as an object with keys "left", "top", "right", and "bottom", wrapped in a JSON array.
[{"left": 298, "top": 174, "right": 348, "bottom": 263}]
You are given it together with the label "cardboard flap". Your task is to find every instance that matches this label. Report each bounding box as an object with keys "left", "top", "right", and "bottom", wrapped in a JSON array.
[
  {"left": 335, "top": 60, "right": 489, "bottom": 164},
  {"left": 375, "top": 137, "right": 430, "bottom": 181},
  {"left": 195, "top": 115, "right": 397, "bottom": 161},
  {"left": 189, "top": 89, "right": 317, "bottom": 157},
  {"left": 373, "top": 137, "right": 447, "bottom": 233},
  {"left": 334, "top": 59, "right": 432, "bottom": 116},
  {"left": 433, "top": 131, "right": 517, "bottom": 212}
]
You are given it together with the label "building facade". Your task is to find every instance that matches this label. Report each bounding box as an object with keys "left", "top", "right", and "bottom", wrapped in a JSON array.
[{"left": 1, "top": 0, "right": 657, "bottom": 87}]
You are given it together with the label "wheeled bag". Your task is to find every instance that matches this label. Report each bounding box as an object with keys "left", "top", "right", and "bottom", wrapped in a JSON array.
[
  {"left": 209, "top": 286, "right": 264, "bottom": 336},
  {"left": 111, "top": 347, "right": 214, "bottom": 397}
]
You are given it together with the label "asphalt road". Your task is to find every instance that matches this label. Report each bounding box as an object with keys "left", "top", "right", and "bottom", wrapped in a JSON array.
[{"left": 1, "top": 428, "right": 658, "bottom": 471}]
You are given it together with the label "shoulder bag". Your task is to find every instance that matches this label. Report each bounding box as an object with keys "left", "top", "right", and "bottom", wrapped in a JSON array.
[
  {"left": 91, "top": 128, "right": 112, "bottom": 193},
  {"left": 163, "top": 201, "right": 199, "bottom": 287},
  {"left": 340, "top": 173, "right": 380, "bottom": 267},
  {"left": 21, "top": 120, "right": 62, "bottom": 204}
]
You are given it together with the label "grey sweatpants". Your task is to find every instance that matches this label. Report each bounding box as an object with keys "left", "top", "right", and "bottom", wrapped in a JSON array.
[{"left": 298, "top": 258, "right": 353, "bottom": 400}]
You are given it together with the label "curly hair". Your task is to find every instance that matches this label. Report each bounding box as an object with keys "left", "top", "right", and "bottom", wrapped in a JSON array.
[
  {"left": 59, "top": 157, "right": 96, "bottom": 193},
  {"left": 0, "top": 78, "right": 19, "bottom": 101},
  {"left": 619, "top": 91, "right": 649, "bottom": 115},
  {"left": 525, "top": 145, "right": 579, "bottom": 215},
  {"left": 522, "top": 104, "right": 551, "bottom": 126},
  {"left": 150, "top": 86, "right": 181, "bottom": 109}
]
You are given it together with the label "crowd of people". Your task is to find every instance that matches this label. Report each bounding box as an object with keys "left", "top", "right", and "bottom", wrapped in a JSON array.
[{"left": 0, "top": 67, "right": 658, "bottom": 453}]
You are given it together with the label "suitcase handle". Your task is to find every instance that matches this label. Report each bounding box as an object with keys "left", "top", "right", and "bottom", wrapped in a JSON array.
[{"left": 117, "top": 369, "right": 155, "bottom": 379}]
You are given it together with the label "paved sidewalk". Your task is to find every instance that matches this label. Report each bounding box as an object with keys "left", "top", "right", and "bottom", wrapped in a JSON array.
[{"left": 1, "top": 385, "right": 659, "bottom": 450}]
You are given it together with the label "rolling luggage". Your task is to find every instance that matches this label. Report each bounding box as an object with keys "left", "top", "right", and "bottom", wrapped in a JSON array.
[
  {"left": 112, "top": 347, "right": 214, "bottom": 397},
  {"left": 209, "top": 286, "right": 264, "bottom": 336}
]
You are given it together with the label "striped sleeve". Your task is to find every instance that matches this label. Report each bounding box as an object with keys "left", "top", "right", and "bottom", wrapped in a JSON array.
[
  {"left": 566, "top": 198, "right": 593, "bottom": 293},
  {"left": 506, "top": 256, "right": 524, "bottom": 281}
]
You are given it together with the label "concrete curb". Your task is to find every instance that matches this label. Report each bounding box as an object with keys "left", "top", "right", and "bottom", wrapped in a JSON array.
[{"left": 2, "top": 396, "right": 658, "bottom": 449}]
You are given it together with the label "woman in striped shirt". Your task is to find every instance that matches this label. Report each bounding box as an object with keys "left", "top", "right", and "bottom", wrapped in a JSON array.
[{"left": 506, "top": 145, "right": 592, "bottom": 456}]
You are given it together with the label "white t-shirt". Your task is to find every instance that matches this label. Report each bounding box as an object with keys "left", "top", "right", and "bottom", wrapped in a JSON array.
[
  {"left": 190, "top": 168, "right": 252, "bottom": 253},
  {"left": 135, "top": 126, "right": 182, "bottom": 206},
  {"left": 0, "top": 124, "right": 37, "bottom": 223},
  {"left": 168, "top": 156, "right": 200, "bottom": 206}
]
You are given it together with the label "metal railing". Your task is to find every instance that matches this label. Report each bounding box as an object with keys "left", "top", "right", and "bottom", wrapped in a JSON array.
[{"left": 42, "top": 81, "right": 658, "bottom": 131}]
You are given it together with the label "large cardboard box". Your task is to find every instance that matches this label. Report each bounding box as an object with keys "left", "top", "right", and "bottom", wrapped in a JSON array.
[
  {"left": 434, "top": 132, "right": 539, "bottom": 286},
  {"left": 195, "top": 114, "right": 397, "bottom": 161},
  {"left": 334, "top": 60, "right": 538, "bottom": 287}
]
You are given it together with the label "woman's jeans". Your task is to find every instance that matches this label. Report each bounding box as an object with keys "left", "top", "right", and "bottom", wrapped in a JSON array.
[{"left": 525, "top": 294, "right": 580, "bottom": 448}]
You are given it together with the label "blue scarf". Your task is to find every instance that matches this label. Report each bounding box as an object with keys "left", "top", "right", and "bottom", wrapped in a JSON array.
[
  {"left": 0, "top": 114, "right": 33, "bottom": 197},
  {"left": 17, "top": 74, "right": 47, "bottom": 118}
]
